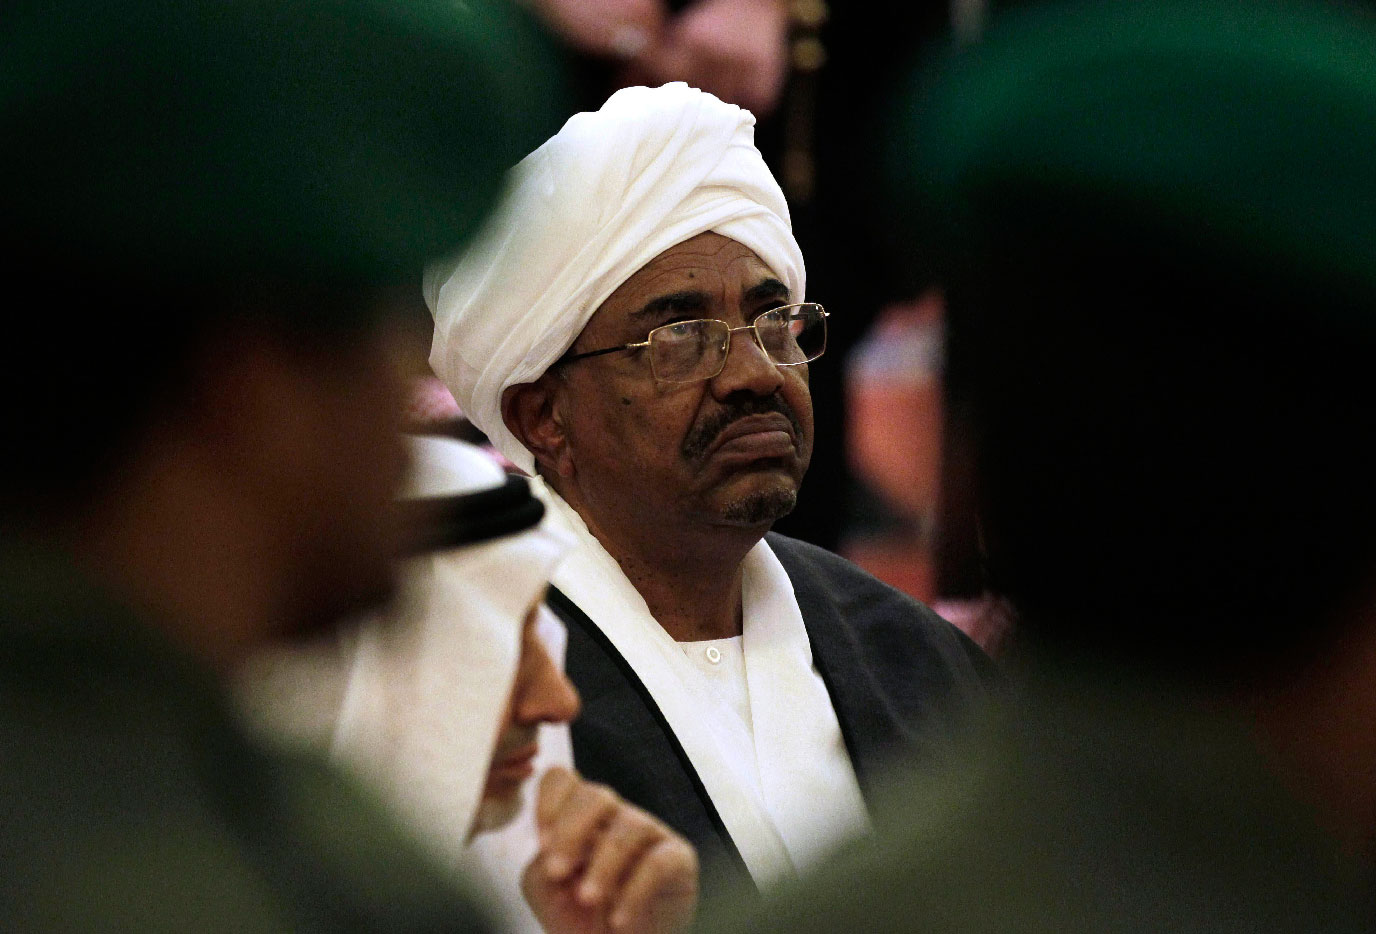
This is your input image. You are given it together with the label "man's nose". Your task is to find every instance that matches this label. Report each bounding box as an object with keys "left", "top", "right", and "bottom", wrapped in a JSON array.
[
  {"left": 514, "top": 639, "right": 581, "bottom": 727},
  {"left": 709, "top": 323, "right": 785, "bottom": 401}
]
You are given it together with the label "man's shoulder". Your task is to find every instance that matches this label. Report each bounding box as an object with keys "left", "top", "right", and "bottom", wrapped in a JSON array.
[
  {"left": 765, "top": 532, "right": 997, "bottom": 681},
  {"left": 765, "top": 531, "right": 904, "bottom": 596},
  {"left": 765, "top": 532, "right": 960, "bottom": 635}
]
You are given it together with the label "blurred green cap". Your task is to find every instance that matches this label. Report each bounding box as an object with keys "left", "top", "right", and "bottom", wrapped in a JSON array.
[
  {"left": 1, "top": 0, "right": 561, "bottom": 284},
  {"left": 894, "top": 0, "right": 1376, "bottom": 326}
]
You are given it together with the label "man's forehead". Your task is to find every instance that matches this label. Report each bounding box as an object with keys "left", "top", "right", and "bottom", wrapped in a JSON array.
[
  {"left": 638, "top": 232, "right": 771, "bottom": 274},
  {"left": 594, "top": 233, "right": 780, "bottom": 321}
]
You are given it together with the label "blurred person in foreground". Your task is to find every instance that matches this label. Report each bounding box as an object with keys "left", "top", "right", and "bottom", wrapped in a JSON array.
[
  {"left": 0, "top": 0, "right": 558, "bottom": 929},
  {"left": 424, "top": 81, "right": 996, "bottom": 901},
  {"left": 708, "top": 1, "right": 1376, "bottom": 931},
  {"left": 242, "top": 437, "right": 698, "bottom": 934}
]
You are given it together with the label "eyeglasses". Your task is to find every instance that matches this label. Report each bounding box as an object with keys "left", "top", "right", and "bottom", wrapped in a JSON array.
[{"left": 560, "top": 302, "right": 829, "bottom": 383}]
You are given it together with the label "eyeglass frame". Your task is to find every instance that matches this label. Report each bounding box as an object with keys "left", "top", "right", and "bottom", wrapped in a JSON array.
[{"left": 556, "top": 302, "right": 829, "bottom": 383}]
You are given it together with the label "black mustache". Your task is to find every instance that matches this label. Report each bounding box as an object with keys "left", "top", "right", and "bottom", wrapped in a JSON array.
[{"left": 681, "top": 396, "right": 803, "bottom": 461}]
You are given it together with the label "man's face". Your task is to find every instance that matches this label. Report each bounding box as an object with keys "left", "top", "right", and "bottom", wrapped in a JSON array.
[
  {"left": 473, "top": 602, "right": 581, "bottom": 836},
  {"left": 556, "top": 232, "right": 814, "bottom": 532},
  {"left": 266, "top": 318, "right": 422, "bottom": 640}
]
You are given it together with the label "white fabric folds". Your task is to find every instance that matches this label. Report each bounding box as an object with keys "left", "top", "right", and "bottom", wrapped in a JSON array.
[
  {"left": 424, "top": 82, "right": 806, "bottom": 475},
  {"left": 237, "top": 437, "right": 574, "bottom": 920}
]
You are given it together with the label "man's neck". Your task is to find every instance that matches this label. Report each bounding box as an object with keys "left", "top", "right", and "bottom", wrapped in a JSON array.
[{"left": 552, "top": 481, "right": 764, "bottom": 642}]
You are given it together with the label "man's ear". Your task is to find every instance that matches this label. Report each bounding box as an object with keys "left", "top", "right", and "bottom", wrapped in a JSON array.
[{"left": 502, "top": 374, "right": 574, "bottom": 479}]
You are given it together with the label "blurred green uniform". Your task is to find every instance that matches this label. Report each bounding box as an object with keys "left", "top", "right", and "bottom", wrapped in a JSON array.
[
  {"left": 705, "top": 1, "right": 1376, "bottom": 930},
  {"left": 709, "top": 659, "right": 1372, "bottom": 933},
  {"left": 0, "top": 0, "right": 562, "bottom": 929},
  {"left": 0, "top": 539, "right": 492, "bottom": 931}
]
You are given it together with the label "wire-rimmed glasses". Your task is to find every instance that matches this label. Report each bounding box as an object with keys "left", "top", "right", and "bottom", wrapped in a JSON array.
[{"left": 560, "top": 302, "right": 828, "bottom": 383}]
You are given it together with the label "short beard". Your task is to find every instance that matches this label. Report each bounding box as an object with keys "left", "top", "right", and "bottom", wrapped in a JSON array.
[{"left": 722, "top": 487, "right": 797, "bottom": 525}]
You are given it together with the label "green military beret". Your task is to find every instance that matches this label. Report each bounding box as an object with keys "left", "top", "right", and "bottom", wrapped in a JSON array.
[
  {"left": 1, "top": 0, "right": 561, "bottom": 284},
  {"left": 894, "top": 0, "right": 1376, "bottom": 327}
]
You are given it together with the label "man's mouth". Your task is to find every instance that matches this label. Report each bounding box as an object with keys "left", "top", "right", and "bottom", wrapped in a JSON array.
[
  {"left": 488, "top": 741, "right": 539, "bottom": 782},
  {"left": 682, "top": 397, "right": 804, "bottom": 462},
  {"left": 706, "top": 413, "right": 798, "bottom": 459}
]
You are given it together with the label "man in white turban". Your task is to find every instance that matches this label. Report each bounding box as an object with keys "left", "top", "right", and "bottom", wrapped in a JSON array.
[
  {"left": 425, "top": 83, "right": 995, "bottom": 897},
  {"left": 241, "top": 436, "right": 698, "bottom": 934}
]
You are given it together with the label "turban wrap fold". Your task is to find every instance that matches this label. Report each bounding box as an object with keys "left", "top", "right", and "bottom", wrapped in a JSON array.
[{"left": 425, "top": 83, "right": 805, "bottom": 475}]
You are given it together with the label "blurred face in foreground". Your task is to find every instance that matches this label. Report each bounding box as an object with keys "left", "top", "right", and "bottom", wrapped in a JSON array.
[
  {"left": 69, "top": 288, "right": 430, "bottom": 669},
  {"left": 266, "top": 317, "right": 425, "bottom": 642},
  {"left": 472, "top": 601, "right": 582, "bottom": 835}
]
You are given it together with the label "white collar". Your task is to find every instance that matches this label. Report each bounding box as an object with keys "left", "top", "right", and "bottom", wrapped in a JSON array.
[{"left": 535, "top": 481, "right": 868, "bottom": 887}]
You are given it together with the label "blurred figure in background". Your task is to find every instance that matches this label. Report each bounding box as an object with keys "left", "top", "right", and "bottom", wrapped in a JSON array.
[
  {"left": 242, "top": 437, "right": 699, "bottom": 934},
  {"left": 526, "top": 0, "right": 790, "bottom": 118},
  {"left": 0, "top": 0, "right": 558, "bottom": 929},
  {"left": 711, "top": 1, "right": 1376, "bottom": 930}
]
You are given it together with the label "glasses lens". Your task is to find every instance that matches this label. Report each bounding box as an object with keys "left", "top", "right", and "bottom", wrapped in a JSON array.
[
  {"left": 649, "top": 319, "right": 729, "bottom": 381},
  {"left": 757, "top": 303, "right": 826, "bottom": 365}
]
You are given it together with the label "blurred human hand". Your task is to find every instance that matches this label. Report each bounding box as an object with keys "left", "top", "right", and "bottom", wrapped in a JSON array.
[
  {"left": 523, "top": 767, "right": 698, "bottom": 934},
  {"left": 527, "top": 0, "right": 668, "bottom": 60},
  {"left": 634, "top": 0, "right": 790, "bottom": 115}
]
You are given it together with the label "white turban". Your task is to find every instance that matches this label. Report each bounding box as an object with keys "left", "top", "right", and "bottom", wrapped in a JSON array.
[{"left": 424, "top": 82, "right": 806, "bottom": 475}]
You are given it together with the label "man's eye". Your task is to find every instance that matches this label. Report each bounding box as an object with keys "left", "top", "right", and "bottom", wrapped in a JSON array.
[{"left": 650, "top": 318, "right": 700, "bottom": 341}]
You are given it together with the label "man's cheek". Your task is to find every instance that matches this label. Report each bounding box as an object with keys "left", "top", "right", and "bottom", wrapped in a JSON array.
[{"left": 623, "top": 402, "right": 688, "bottom": 452}]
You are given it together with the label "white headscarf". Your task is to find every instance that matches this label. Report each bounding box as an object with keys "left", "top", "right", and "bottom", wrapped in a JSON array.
[
  {"left": 424, "top": 82, "right": 805, "bottom": 474},
  {"left": 237, "top": 436, "right": 573, "bottom": 873}
]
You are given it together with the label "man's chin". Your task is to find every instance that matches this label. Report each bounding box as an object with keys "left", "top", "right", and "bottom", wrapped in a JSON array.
[
  {"left": 720, "top": 484, "right": 798, "bottom": 526},
  {"left": 470, "top": 785, "right": 525, "bottom": 837}
]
